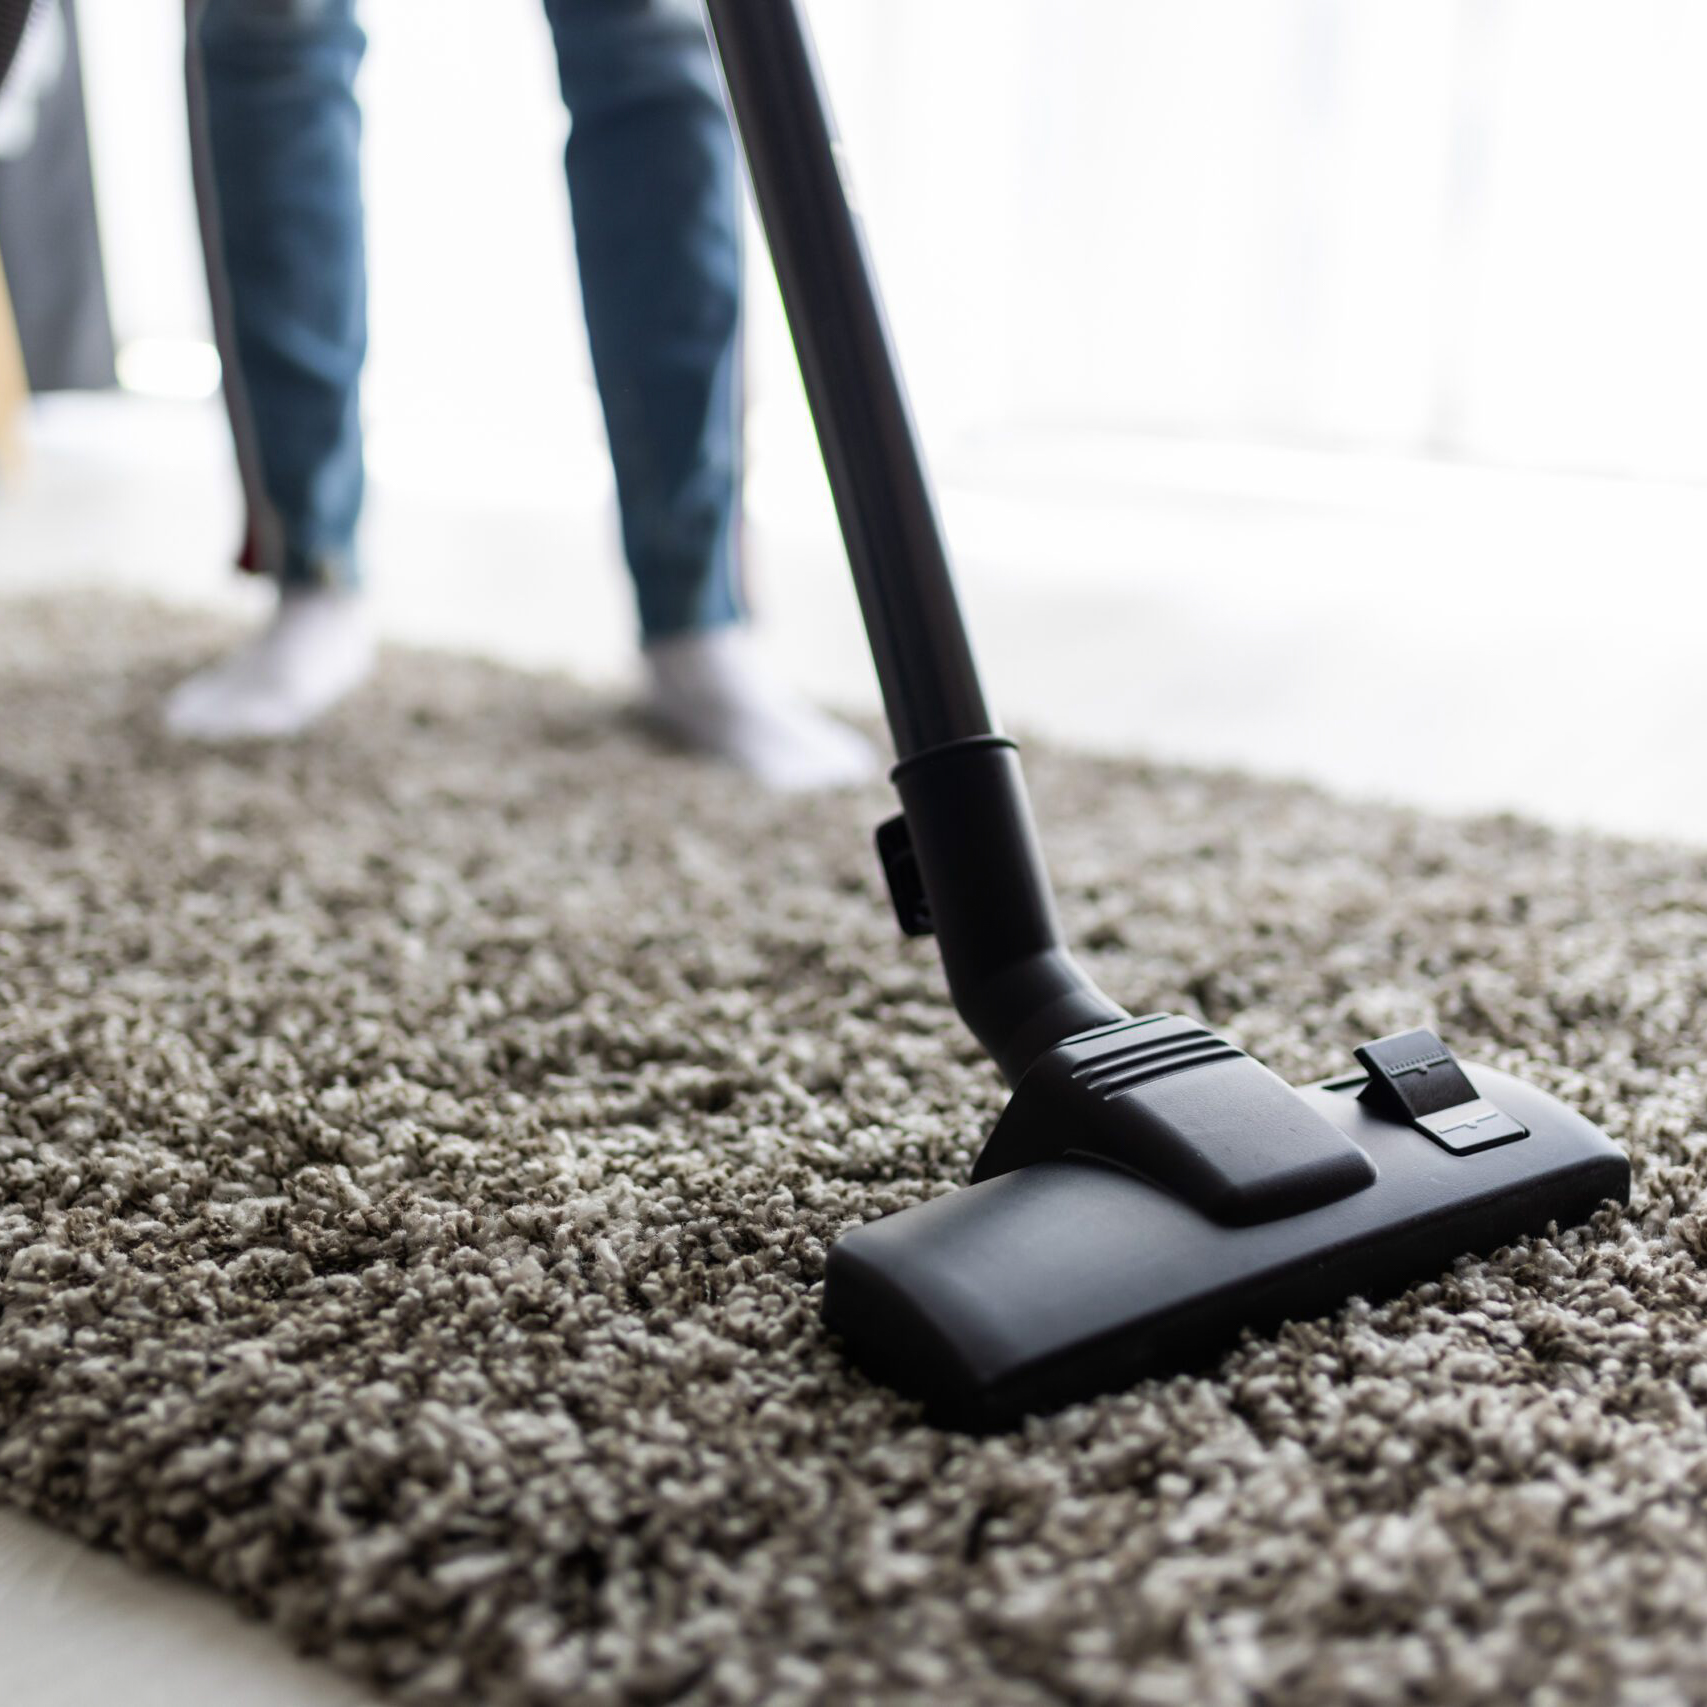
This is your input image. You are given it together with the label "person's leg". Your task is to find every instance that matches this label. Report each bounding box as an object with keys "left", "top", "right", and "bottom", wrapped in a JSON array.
[
  {"left": 167, "top": 0, "right": 374, "bottom": 740},
  {"left": 544, "top": 0, "right": 875, "bottom": 789},
  {"left": 547, "top": 0, "right": 740, "bottom": 643}
]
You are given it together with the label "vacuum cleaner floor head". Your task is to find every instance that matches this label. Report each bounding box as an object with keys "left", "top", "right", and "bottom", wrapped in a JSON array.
[{"left": 825, "top": 1028, "right": 1629, "bottom": 1430}]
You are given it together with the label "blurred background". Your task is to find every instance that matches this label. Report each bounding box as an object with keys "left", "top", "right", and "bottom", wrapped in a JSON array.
[{"left": 3, "top": 0, "right": 1706, "bottom": 838}]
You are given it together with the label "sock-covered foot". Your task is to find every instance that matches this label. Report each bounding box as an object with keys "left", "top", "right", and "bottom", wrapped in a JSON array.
[
  {"left": 164, "top": 586, "right": 375, "bottom": 742},
  {"left": 643, "top": 625, "right": 880, "bottom": 792}
]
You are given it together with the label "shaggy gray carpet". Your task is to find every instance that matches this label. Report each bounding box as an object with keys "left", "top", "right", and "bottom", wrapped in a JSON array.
[{"left": 4, "top": 595, "right": 1707, "bottom": 1707}]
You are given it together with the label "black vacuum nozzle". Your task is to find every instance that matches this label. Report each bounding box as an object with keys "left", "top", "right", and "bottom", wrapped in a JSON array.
[{"left": 825, "top": 1041, "right": 1628, "bottom": 1429}]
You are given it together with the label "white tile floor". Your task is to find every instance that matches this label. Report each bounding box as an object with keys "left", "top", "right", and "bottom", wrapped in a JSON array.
[{"left": 1, "top": 390, "right": 1705, "bottom": 1704}]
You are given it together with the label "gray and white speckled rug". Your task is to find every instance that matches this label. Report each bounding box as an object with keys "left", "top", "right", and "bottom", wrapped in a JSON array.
[{"left": 4, "top": 595, "right": 1707, "bottom": 1706}]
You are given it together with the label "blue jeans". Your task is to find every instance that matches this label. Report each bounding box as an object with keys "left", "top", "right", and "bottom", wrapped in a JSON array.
[{"left": 190, "top": 0, "right": 744, "bottom": 641}]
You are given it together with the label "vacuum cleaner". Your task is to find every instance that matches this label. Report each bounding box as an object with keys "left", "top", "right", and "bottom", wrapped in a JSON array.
[{"left": 699, "top": 0, "right": 1630, "bottom": 1429}]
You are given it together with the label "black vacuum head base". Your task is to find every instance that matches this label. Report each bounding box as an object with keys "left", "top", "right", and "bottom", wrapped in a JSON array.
[{"left": 823, "top": 1029, "right": 1629, "bottom": 1430}]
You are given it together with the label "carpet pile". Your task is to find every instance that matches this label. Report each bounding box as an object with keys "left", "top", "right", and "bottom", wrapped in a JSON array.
[{"left": 4, "top": 596, "right": 1707, "bottom": 1705}]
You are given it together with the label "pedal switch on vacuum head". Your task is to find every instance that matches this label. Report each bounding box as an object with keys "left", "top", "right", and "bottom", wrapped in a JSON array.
[{"left": 1354, "top": 1028, "right": 1528, "bottom": 1154}]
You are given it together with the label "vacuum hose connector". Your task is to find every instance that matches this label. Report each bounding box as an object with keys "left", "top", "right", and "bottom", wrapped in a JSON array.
[{"left": 888, "top": 737, "right": 1128, "bottom": 1085}]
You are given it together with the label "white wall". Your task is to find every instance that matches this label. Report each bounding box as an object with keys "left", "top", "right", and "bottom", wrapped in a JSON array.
[
  {"left": 73, "top": 0, "right": 1707, "bottom": 488},
  {"left": 801, "top": 0, "right": 1707, "bottom": 480}
]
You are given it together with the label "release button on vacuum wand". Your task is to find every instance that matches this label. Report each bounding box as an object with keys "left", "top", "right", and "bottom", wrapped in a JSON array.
[{"left": 1354, "top": 1028, "right": 1528, "bottom": 1155}]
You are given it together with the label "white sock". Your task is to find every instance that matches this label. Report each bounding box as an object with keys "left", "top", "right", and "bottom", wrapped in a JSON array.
[
  {"left": 643, "top": 625, "right": 880, "bottom": 792},
  {"left": 164, "top": 585, "right": 376, "bottom": 742}
]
